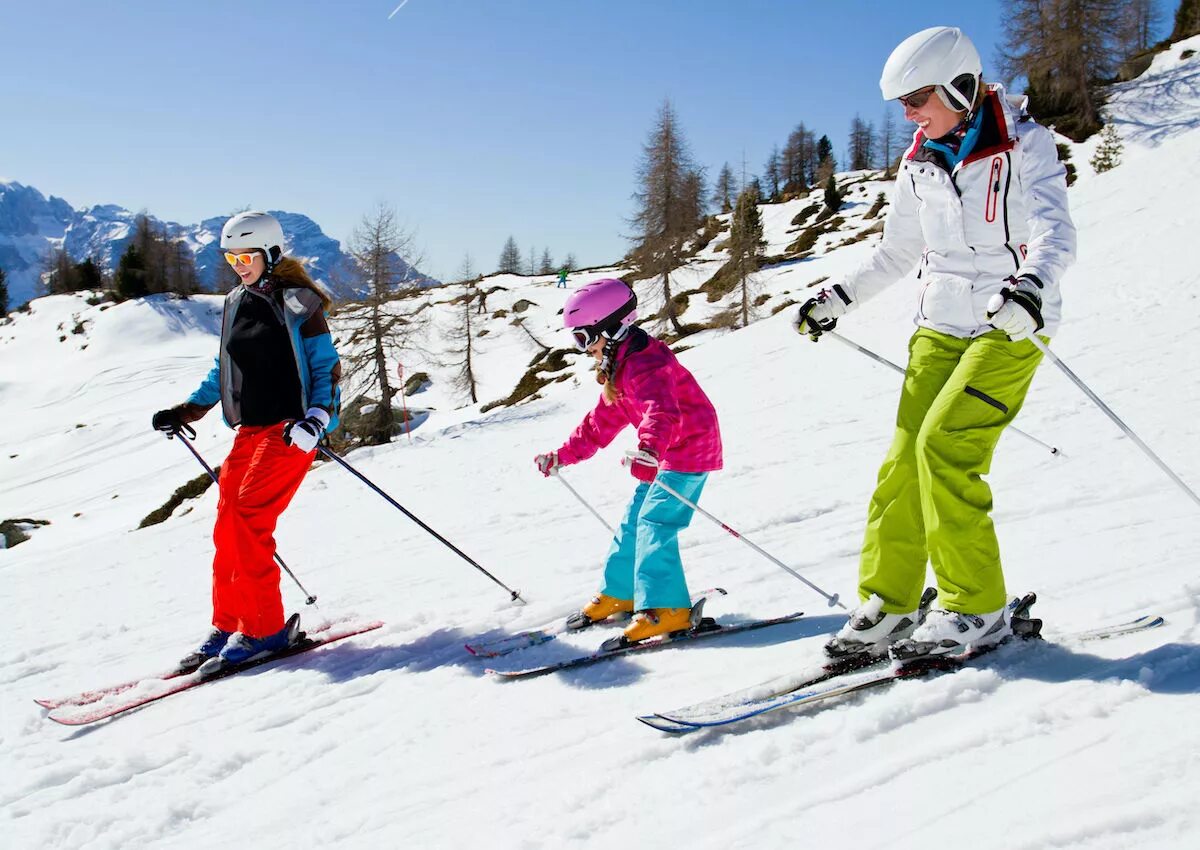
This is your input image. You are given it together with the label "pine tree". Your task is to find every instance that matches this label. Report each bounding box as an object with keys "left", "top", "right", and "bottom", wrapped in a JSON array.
[
  {"left": 823, "top": 174, "right": 843, "bottom": 213},
  {"left": 0, "top": 265, "right": 8, "bottom": 317},
  {"left": 1090, "top": 122, "right": 1124, "bottom": 172},
  {"left": 727, "top": 183, "right": 766, "bottom": 328},
  {"left": 75, "top": 257, "right": 106, "bottom": 292},
  {"left": 879, "top": 106, "right": 899, "bottom": 175},
  {"left": 497, "top": 236, "right": 522, "bottom": 274},
  {"left": 115, "top": 243, "right": 148, "bottom": 299},
  {"left": 563, "top": 252, "right": 577, "bottom": 271},
  {"left": 539, "top": 247, "right": 554, "bottom": 275},
  {"left": 526, "top": 245, "right": 537, "bottom": 276},
  {"left": 712, "top": 163, "right": 738, "bottom": 214},
  {"left": 629, "top": 99, "right": 705, "bottom": 335}
]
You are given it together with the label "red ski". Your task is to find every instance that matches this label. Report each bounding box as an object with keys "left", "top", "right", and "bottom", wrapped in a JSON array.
[{"left": 41, "top": 620, "right": 383, "bottom": 726}]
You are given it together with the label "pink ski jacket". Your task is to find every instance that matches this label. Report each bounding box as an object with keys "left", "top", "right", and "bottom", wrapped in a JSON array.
[{"left": 556, "top": 331, "right": 723, "bottom": 473}]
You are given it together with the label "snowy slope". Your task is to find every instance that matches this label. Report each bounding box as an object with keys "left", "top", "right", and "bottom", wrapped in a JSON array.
[{"left": 3, "top": 41, "right": 1200, "bottom": 849}]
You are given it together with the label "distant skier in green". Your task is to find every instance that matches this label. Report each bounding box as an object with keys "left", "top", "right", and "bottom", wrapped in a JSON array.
[{"left": 557, "top": 267, "right": 569, "bottom": 288}]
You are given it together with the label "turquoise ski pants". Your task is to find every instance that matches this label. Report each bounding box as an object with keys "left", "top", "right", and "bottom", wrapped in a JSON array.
[
  {"left": 601, "top": 471, "right": 708, "bottom": 609},
  {"left": 859, "top": 328, "right": 1045, "bottom": 615}
]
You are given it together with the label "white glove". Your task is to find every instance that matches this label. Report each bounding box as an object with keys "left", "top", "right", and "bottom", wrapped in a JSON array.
[
  {"left": 534, "top": 451, "right": 560, "bottom": 477},
  {"left": 283, "top": 408, "right": 330, "bottom": 453},
  {"left": 793, "top": 284, "right": 853, "bottom": 340},
  {"left": 623, "top": 448, "right": 660, "bottom": 470},
  {"left": 986, "top": 277, "right": 1044, "bottom": 342}
]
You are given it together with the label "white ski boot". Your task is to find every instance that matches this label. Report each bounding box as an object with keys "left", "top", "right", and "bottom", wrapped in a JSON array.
[
  {"left": 893, "top": 605, "right": 1013, "bottom": 659},
  {"left": 825, "top": 594, "right": 922, "bottom": 659}
]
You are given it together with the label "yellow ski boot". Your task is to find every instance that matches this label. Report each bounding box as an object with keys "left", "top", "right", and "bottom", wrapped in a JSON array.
[
  {"left": 621, "top": 607, "right": 693, "bottom": 643},
  {"left": 565, "top": 594, "right": 634, "bottom": 631}
]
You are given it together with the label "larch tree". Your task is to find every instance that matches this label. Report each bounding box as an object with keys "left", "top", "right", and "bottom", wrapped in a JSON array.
[
  {"left": 727, "top": 182, "right": 766, "bottom": 328},
  {"left": 337, "top": 204, "right": 426, "bottom": 445},
  {"left": 629, "top": 99, "right": 705, "bottom": 336}
]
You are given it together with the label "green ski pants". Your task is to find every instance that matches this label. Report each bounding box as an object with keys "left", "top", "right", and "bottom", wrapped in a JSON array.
[{"left": 858, "top": 327, "right": 1046, "bottom": 615}]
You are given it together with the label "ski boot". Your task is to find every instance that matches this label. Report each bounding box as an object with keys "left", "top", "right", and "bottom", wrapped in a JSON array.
[
  {"left": 824, "top": 587, "right": 936, "bottom": 659},
  {"left": 890, "top": 593, "right": 1039, "bottom": 661},
  {"left": 565, "top": 593, "right": 634, "bottom": 631},
  {"left": 620, "top": 607, "right": 694, "bottom": 644},
  {"left": 199, "top": 614, "right": 302, "bottom": 675},
  {"left": 177, "top": 627, "right": 233, "bottom": 673}
]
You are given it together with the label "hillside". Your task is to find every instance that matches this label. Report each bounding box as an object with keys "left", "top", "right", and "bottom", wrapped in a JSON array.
[{"left": 2, "top": 38, "right": 1199, "bottom": 849}]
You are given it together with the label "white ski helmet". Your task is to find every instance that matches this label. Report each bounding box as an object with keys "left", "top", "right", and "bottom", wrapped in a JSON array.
[
  {"left": 880, "top": 26, "right": 982, "bottom": 113},
  {"left": 220, "top": 211, "right": 285, "bottom": 265}
]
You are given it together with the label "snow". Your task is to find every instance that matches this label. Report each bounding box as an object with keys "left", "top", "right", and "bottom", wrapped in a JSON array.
[{"left": 3, "top": 49, "right": 1200, "bottom": 849}]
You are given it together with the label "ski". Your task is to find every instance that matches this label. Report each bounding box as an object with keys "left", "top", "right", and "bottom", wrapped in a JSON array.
[
  {"left": 486, "top": 610, "right": 804, "bottom": 680},
  {"left": 43, "top": 620, "right": 383, "bottom": 726},
  {"left": 35, "top": 617, "right": 375, "bottom": 710},
  {"left": 465, "top": 587, "right": 728, "bottom": 658},
  {"left": 639, "top": 606, "right": 1164, "bottom": 733}
]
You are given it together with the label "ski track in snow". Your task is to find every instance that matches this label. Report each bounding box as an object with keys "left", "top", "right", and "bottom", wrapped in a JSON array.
[{"left": 2, "top": 39, "right": 1200, "bottom": 849}]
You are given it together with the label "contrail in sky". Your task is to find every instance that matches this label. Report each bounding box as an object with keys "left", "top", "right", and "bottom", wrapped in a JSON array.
[{"left": 388, "top": 0, "right": 412, "bottom": 19}]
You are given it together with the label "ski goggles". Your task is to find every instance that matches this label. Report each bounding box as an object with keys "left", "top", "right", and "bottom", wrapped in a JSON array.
[
  {"left": 898, "top": 86, "right": 936, "bottom": 109},
  {"left": 224, "top": 251, "right": 260, "bottom": 268},
  {"left": 570, "top": 325, "right": 604, "bottom": 351}
]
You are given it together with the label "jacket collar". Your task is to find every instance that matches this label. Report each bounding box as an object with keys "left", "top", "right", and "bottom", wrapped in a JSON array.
[{"left": 905, "top": 84, "right": 1019, "bottom": 171}]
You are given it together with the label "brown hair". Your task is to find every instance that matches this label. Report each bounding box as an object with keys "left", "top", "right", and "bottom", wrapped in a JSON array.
[{"left": 271, "top": 257, "right": 333, "bottom": 312}]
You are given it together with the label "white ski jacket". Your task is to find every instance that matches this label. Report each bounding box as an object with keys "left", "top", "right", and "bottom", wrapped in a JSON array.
[{"left": 841, "top": 84, "right": 1076, "bottom": 338}]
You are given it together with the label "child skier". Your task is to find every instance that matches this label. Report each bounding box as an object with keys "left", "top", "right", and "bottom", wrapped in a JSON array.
[
  {"left": 152, "top": 211, "right": 342, "bottom": 672},
  {"left": 534, "top": 278, "right": 723, "bottom": 644},
  {"left": 795, "top": 27, "right": 1076, "bottom": 659}
]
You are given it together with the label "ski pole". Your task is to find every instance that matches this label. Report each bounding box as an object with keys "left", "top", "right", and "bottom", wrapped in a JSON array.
[
  {"left": 623, "top": 454, "right": 845, "bottom": 610},
  {"left": 166, "top": 426, "right": 318, "bottom": 605},
  {"left": 552, "top": 469, "right": 617, "bottom": 537},
  {"left": 317, "top": 446, "right": 525, "bottom": 603},
  {"left": 828, "top": 331, "right": 1063, "bottom": 457},
  {"left": 1029, "top": 336, "right": 1200, "bottom": 511}
]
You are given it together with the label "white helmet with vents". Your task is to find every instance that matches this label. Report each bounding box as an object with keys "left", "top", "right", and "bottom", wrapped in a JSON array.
[
  {"left": 220, "top": 211, "right": 285, "bottom": 264},
  {"left": 880, "top": 26, "right": 982, "bottom": 113}
]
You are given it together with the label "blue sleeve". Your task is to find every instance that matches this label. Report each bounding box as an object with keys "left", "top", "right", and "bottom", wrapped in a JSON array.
[
  {"left": 187, "top": 357, "right": 222, "bottom": 408},
  {"left": 303, "top": 333, "right": 340, "bottom": 412}
]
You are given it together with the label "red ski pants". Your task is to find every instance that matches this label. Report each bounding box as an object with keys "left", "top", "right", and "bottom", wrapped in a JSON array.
[{"left": 211, "top": 425, "right": 315, "bottom": 638}]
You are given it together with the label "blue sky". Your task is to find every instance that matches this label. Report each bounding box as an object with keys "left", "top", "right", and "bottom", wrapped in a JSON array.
[{"left": 5, "top": 1, "right": 1015, "bottom": 281}]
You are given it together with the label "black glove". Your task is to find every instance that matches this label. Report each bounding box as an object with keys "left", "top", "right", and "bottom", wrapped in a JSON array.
[{"left": 152, "top": 407, "right": 186, "bottom": 434}]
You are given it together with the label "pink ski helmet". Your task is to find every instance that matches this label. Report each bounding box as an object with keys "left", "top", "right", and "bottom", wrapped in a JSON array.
[{"left": 562, "top": 278, "right": 638, "bottom": 351}]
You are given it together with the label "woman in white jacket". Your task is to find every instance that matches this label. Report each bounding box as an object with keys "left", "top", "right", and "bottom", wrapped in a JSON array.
[{"left": 797, "top": 26, "right": 1076, "bottom": 659}]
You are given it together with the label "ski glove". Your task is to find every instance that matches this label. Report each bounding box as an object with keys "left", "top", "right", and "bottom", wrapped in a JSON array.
[
  {"left": 986, "top": 276, "right": 1044, "bottom": 342},
  {"left": 793, "top": 284, "right": 853, "bottom": 341},
  {"left": 152, "top": 407, "right": 186, "bottom": 434},
  {"left": 534, "top": 451, "right": 561, "bottom": 477},
  {"left": 624, "top": 447, "right": 659, "bottom": 483},
  {"left": 283, "top": 408, "right": 330, "bottom": 453}
]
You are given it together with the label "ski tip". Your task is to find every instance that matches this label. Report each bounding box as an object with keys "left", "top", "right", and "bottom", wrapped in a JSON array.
[{"left": 636, "top": 714, "right": 693, "bottom": 733}]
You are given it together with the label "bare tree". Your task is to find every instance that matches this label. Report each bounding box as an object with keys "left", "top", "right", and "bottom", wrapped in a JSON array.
[
  {"left": 712, "top": 163, "right": 738, "bottom": 214},
  {"left": 538, "top": 247, "right": 554, "bottom": 275},
  {"left": 337, "top": 204, "right": 426, "bottom": 444},
  {"left": 848, "top": 115, "right": 875, "bottom": 171},
  {"left": 447, "top": 254, "right": 480, "bottom": 405},
  {"left": 1000, "top": 0, "right": 1125, "bottom": 140},
  {"left": 762, "top": 145, "right": 782, "bottom": 202},
  {"left": 1117, "top": 0, "right": 1163, "bottom": 55},
  {"left": 497, "top": 236, "right": 521, "bottom": 274},
  {"left": 629, "top": 99, "right": 705, "bottom": 335},
  {"left": 0, "top": 266, "right": 8, "bottom": 317},
  {"left": 562, "top": 252, "right": 577, "bottom": 271}
]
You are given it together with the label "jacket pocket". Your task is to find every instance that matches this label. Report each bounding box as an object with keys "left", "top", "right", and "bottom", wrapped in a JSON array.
[{"left": 918, "top": 276, "right": 976, "bottom": 330}]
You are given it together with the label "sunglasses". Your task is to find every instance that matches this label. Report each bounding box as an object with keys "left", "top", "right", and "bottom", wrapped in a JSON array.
[
  {"left": 224, "top": 251, "right": 260, "bottom": 268},
  {"left": 898, "top": 86, "right": 936, "bottom": 109}
]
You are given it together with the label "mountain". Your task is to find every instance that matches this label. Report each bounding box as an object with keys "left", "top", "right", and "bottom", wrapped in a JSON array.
[{"left": 0, "top": 183, "right": 436, "bottom": 307}]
